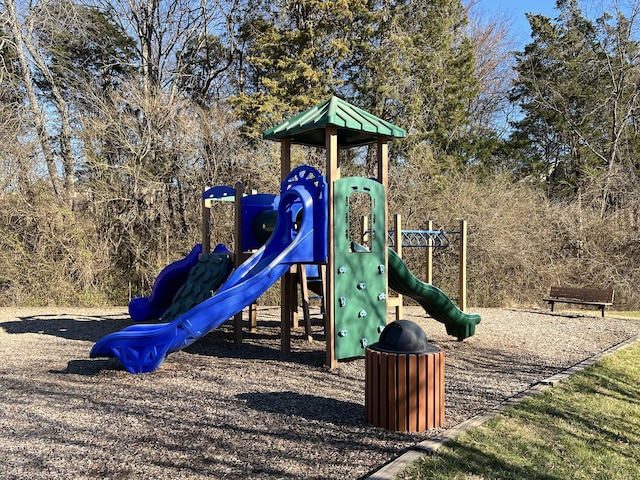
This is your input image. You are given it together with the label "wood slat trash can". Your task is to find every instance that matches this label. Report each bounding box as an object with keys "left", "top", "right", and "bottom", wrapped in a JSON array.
[{"left": 365, "top": 320, "right": 445, "bottom": 432}]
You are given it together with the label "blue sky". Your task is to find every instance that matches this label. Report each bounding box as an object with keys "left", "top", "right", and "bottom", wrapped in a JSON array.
[{"left": 476, "top": 0, "right": 559, "bottom": 45}]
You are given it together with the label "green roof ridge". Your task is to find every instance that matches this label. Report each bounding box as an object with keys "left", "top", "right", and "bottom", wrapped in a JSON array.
[{"left": 263, "top": 96, "right": 406, "bottom": 148}]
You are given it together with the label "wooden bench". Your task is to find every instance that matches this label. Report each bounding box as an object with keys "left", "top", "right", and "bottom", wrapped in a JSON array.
[{"left": 543, "top": 286, "right": 614, "bottom": 317}]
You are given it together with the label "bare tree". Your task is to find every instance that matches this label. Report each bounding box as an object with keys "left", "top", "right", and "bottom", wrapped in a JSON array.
[
  {"left": 3, "top": 0, "right": 70, "bottom": 201},
  {"left": 591, "top": 0, "right": 640, "bottom": 217},
  {"left": 2, "top": 0, "right": 137, "bottom": 206},
  {"left": 465, "top": 0, "right": 519, "bottom": 138},
  {"left": 95, "top": 0, "right": 241, "bottom": 96}
]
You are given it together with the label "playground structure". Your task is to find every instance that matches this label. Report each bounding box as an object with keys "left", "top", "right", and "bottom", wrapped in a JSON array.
[
  {"left": 198, "top": 185, "right": 469, "bottom": 346},
  {"left": 91, "top": 96, "right": 481, "bottom": 373}
]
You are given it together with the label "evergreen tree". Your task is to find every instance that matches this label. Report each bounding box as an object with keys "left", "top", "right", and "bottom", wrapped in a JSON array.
[
  {"left": 231, "top": 0, "right": 361, "bottom": 140},
  {"left": 348, "top": 0, "right": 479, "bottom": 166},
  {"left": 509, "top": 0, "right": 640, "bottom": 212},
  {"left": 509, "top": 1, "right": 599, "bottom": 190}
]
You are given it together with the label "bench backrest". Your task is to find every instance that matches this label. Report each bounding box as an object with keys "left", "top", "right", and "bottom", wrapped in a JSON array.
[{"left": 549, "top": 286, "right": 614, "bottom": 303}]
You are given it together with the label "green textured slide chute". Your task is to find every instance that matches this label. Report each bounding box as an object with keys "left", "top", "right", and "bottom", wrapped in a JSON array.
[
  {"left": 161, "top": 252, "right": 233, "bottom": 322},
  {"left": 387, "top": 247, "right": 481, "bottom": 340}
]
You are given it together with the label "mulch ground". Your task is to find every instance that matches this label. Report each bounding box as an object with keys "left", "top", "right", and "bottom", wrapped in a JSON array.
[{"left": 1, "top": 305, "right": 639, "bottom": 479}]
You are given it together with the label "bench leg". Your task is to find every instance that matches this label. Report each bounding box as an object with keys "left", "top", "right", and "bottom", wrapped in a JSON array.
[
  {"left": 549, "top": 302, "right": 554, "bottom": 312},
  {"left": 601, "top": 306, "right": 605, "bottom": 317}
]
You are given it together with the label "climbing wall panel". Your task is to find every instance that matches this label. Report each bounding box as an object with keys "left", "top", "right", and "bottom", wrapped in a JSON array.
[{"left": 333, "top": 177, "right": 387, "bottom": 360}]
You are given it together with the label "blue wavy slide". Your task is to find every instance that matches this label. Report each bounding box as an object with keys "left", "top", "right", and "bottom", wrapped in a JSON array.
[{"left": 91, "top": 183, "right": 318, "bottom": 374}]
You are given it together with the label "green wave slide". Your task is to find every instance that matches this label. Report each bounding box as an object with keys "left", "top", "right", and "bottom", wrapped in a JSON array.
[{"left": 387, "top": 247, "right": 481, "bottom": 340}]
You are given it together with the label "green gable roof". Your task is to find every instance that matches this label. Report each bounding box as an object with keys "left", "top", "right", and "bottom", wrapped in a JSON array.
[{"left": 263, "top": 96, "right": 407, "bottom": 148}]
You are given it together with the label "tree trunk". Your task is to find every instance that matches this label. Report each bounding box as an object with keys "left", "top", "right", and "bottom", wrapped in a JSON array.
[
  {"left": 23, "top": 34, "right": 76, "bottom": 207},
  {"left": 6, "top": 0, "right": 62, "bottom": 199}
]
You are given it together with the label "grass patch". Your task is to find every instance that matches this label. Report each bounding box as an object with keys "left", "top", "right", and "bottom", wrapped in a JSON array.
[
  {"left": 610, "top": 310, "right": 640, "bottom": 320},
  {"left": 400, "top": 341, "right": 640, "bottom": 480},
  {"left": 541, "top": 307, "right": 640, "bottom": 320}
]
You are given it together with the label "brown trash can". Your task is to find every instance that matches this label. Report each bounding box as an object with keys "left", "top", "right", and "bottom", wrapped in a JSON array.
[{"left": 365, "top": 320, "right": 445, "bottom": 432}]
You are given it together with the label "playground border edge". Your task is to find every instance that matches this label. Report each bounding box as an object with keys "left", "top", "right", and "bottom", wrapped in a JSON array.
[{"left": 362, "top": 333, "right": 640, "bottom": 480}]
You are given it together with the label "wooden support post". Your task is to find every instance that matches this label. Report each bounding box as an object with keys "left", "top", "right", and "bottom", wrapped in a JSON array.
[
  {"left": 318, "top": 264, "right": 327, "bottom": 320},
  {"left": 290, "top": 264, "right": 300, "bottom": 329},
  {"left": 281, "top": 138, "right": 293, "bottom": 354},
  {"left": 326, "top": 127, "right": 339, "bottom": 368},
  {"left": 233, "top": 183, "right": 244, "bottom": 266},
  {"left": 298, "top": 264, "right": 313, "bottom": 341},
  {"left": 392, "top": 214, "right": 403, "bottom": 320},
  {"left": 233, "top": 183, "right": 245, "bottom": 345},
  {"left": 459, "top": 219, "right": 467, "bottom": 312},
  {"left": 280, "top": 137, "right": 291, "bottom": 181},
  {"left": 281, "top": 270, "right": 293, "bottom": 354},
  {"left": 361, "top": 215, "right": 369, "bottom": 246},
  {"left": 377, "top": 137, "right": 388, "bottom": 190},
  {"left": 201, "top": 189, "right": 210, "bottom": 254},
  {"left": 378, "top": 138, "right": 390, "bottom": 325},
  {"left": 426, "top": 220, "right": 433, "bottom": 284},
  {"left": 249, "top": 303, "right": 257, "bottom": 332}
]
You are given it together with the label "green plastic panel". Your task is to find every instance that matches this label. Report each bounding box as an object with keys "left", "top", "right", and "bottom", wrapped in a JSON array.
[{"left": 333, "top": 177, "right": 387, "bottom": 360}]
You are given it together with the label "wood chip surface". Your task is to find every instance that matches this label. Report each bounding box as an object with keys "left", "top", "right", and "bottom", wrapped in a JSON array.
[{"left": 1, "top": 306, "right": 638, "bottom": 479}]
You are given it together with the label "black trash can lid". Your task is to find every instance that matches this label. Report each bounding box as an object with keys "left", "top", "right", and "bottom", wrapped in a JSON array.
[{"left": 370, "top": 320, "right": 440, "bottom": 354}]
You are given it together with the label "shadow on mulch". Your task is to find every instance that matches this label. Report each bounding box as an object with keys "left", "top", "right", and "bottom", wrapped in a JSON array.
[
  {"left": 183, "top": 323, "right": 328, "bottom": 368},
  {"left": 3, "top": 306, "right": 335, "bottom": 375},
  {"left": 237, "top": 391, "right": 364, "bottom": 426},
  {"left": 49, "top": 359, "right": 122, "bottom": 376},
  {"left": 1, "top": 313, "right": 132, "bottom": 342}
]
